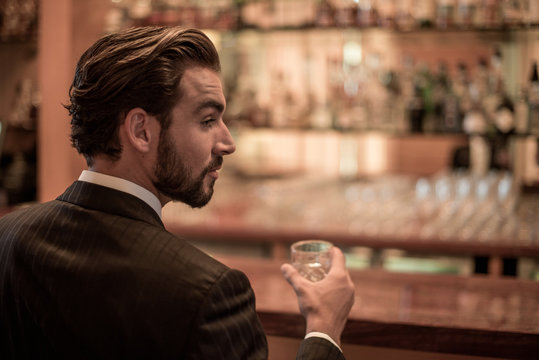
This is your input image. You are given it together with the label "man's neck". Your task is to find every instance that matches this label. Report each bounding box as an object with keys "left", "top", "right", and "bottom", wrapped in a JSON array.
[{"left": 79, "top": 170, "right": 163, "bottom": 219}]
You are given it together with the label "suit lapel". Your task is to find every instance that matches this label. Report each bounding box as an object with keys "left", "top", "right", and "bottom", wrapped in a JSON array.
[{"left": 57, "top": 181, "right": 164, "bottom": 229}]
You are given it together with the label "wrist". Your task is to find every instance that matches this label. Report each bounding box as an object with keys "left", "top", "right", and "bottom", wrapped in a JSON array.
[
  {"left": 305, "top": 320, "right": 342, "bottom": 347},
  {"left": 305, "top": 332, "right": 342, "bottom": 352}
]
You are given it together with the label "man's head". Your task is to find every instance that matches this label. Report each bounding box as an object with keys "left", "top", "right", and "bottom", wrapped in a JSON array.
[
  {"left": 66, "top": 27, "right": 235, "bottom": 207},
  {"left": 66, "top": 26, "right": 220, "bottom": 166}
]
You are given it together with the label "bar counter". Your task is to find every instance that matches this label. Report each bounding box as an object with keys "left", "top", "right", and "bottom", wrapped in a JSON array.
[
  {"left": 218, "top": 256, "right": 539, "bottom": 359},
  {"left": 161, "top": 172, "right": 539, "bottom": 357},
  {"left": 168, "top": 220, "right": 539, "bottom": 260},
  {"left": 163, "top": 171, "right": 539, "bottom": 276}
]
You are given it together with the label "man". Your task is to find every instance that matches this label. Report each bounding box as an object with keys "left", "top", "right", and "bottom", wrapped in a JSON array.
[{"left": 0, "top": 26, "right": 354, "bottom": 359}]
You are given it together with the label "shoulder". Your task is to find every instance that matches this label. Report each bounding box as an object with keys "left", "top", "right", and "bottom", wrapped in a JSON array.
[
  {"left": 0, "top": 201, "right": 57, "bottom": 219},
  {"left": 0, "top": 201, "right": 61, "bottom": 232},
  {"left": 136, "top": 227, "right": 229, "bottom": 279}
]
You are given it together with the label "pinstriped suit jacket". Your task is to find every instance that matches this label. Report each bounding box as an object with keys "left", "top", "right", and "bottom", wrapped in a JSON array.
[{"left": 0, "top": 181, "right": 345, "bottom": 360}]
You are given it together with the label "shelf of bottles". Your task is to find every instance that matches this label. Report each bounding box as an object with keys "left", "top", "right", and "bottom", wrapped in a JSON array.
[
  {"left": 107, "top": 0, "right": 539, "bottom": 135},
  {"left": 107, "top": 0, "right": 539, "bottom": 32},
  {"left": 104, "top": 1, "right": 539, "bottom": 263},
  {"left": 107, "top": 0, "right": 539, "bottom": 188}
]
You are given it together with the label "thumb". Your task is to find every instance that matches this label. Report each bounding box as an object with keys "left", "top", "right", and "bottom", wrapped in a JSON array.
[
  {"left": 281, "top": 263, "right": 307, "bottom": 290},
  {"left": 328, "top": 247, "right": 347, "bottom": 274}
]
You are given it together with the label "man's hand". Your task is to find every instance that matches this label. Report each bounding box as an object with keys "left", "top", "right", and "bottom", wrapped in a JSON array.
[{"left": 281, "top": 246, "right": 355, "bottom": 347}]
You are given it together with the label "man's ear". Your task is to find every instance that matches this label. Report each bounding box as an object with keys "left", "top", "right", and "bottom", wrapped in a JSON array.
[{"left": 122, "top": 108, "right": 158, "bottom": 153}]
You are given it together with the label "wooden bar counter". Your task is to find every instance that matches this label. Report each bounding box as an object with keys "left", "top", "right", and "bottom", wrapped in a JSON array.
[
  {"left": 168, "top": 220, "right": 539, "bottom": 260},
  {"left": 217, "top": 256, "right": 539, "bottom": 359},
  {"left": 163, "top": 172, "right": 539, "bottom": 268},
  {"left": 162, "top": 174, "right": 539, "bottom": 357}
]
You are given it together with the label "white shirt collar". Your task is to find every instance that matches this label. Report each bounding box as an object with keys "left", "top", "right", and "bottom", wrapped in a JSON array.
[{"left": 78, "top": 170, "right": 162, "bottom": 219}]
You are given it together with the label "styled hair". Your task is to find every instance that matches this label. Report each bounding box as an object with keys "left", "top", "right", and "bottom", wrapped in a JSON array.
[{"left": 65, "top": 26, "right": 221, "bottom": 166}]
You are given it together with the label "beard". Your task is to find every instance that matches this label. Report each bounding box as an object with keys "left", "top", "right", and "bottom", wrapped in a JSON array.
[{"left": 153, "top": 130, "right": 222, "bottom": 208}]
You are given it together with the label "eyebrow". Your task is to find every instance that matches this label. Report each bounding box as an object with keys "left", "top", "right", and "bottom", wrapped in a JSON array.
[{"left": 194, "top": 99, "right": 225, "bottom": 115}]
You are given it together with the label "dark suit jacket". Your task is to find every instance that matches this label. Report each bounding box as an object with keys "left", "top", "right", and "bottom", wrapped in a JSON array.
[{"left": 0, "top": 181, "right": 344, "bottom": 360}]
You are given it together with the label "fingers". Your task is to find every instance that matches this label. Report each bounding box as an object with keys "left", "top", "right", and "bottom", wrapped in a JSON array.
[
  {"left": 328, "top": 246, "right": 347, "bottom": 274},
  {"left": 280, "top": 263, "right": 300, "bottom": 284},
  {"left": 281, "top": 263, "right": 307, "bottom": 290}
]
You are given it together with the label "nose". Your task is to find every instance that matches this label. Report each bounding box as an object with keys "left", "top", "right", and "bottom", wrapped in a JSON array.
[{"left": 214, "top": 121, "right": 236, "bottom": 156}]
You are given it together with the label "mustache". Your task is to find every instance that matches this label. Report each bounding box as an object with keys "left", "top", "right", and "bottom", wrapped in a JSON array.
[{"left": 205, "top": 156, "right": 223, "bottom": 173}]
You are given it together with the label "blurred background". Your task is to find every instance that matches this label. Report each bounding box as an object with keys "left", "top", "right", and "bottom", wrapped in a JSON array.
[{"left": 1, "top": 1, "right": 539, "bottom": 358}]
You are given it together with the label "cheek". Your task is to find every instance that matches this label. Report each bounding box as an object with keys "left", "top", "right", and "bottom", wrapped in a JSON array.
[
  {"left": 177, "top": 136, "right": 212, "bottom": 169},
  {"left": 169, "top": 121, "right": 215, "bottom": 164}
]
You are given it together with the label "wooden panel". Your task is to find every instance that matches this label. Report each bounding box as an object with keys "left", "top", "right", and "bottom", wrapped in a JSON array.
[
  {"left": 168, "top": 222, "right": 539, "bottom": 259},
  {"left": 390, "top": 134, "right": 469, "bottom": 176}
]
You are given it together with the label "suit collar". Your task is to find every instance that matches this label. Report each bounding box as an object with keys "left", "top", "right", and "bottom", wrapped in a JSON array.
[
  {"left": 57, "top": 181, "right": 164, "bottom": 228},
  {"left": 78, "top": 170, "right": 162, "bottom": 219}
]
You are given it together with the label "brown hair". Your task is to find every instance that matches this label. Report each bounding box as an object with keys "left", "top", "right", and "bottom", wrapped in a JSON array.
[{"left": 65, "top": 26, "right": 220, "bottom": 166}]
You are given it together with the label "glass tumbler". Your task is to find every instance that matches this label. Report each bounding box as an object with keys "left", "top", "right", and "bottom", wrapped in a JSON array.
[{"left": 291, "top": 240, "right": 333, "bottom": 282}]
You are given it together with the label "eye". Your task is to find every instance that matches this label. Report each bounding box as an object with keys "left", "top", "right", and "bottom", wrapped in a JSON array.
[{"left": 201, "top": 119, "right": 216, "bottom": 128}]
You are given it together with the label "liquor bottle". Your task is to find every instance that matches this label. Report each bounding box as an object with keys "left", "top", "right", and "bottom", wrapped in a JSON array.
[
  {"left": 334, "top": 0, "right": 358, "bottom": 27},
  {"left": 384, "top": 70, "right": 404, "bottom": 133},
  {"left": 432, "top": 62, "right": 451, "bottom": 132},
  {"left": 462, "top": 65, "right": 487, "bottom": 135},
  {"left": 464, "top": 99, "right": 490, "bottom": 175},
  {"left": 470, "top": 57, "right": 490, "bottom": 108},
  {"left": 316, "top": 0, "right": 336, "bottom": 27},
  {"left": 494, "top": 95, "right": 515, "bottom": 134},
  {"left": 104, "top": 0, "right": 129, "bottom": 33},
  {"left": 415, "top": 0, "right": 436, "bottom": 28},
  {"left": 273, "top": 0, "right": 317, "bottom": 28},
  {"left": 377, "top": 0, "right": 397, "bottom": 28},
  {"left": 528, "top": 61, "right": 539, "bottom": 136},
  {"left": 210, "top": 0, "right": 240, "bottom": 30},
  {"left": 415, "top": 64, "right": 435, "bottom": 131},
  {"left": 436, "top": 0, "right": 456, "bottom": 29},
  {"left": 455, "top": 0, "right": 478, "bottom": 28},
  {"left": 480, "top": 53, "right": 502, "bottom": 127},
  {"left": 442, "top": 86, "right": 462, "bottom": 132},
  {"left": 478, "top": 0, "right": 502, "bottom": 28},
  {"left": 522, "top": 0, "right": 539, "bottom": 26},
  {"left": 395, "top": 0, "right": 415, "bottom": 30},
  {"left": 491, "top": 95, "right": 515, "bottom": 170},
  {"left": 514, "top": 87, "right": 529, "bottom": 134},
  {"left": 129, "top": 0, "right": 154, "bottom": 25},
  {"left": 501, "top": 0, "right": 524, "bottom": 26},
  {"left": 408, "top": 85, "right": 426, "bottom": 133},
  {"left": 453, "top": 62, "right": 472, "bottom": 120},
  {"left": 356, "top": 0, "right": 379, "bottom": 27}
]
